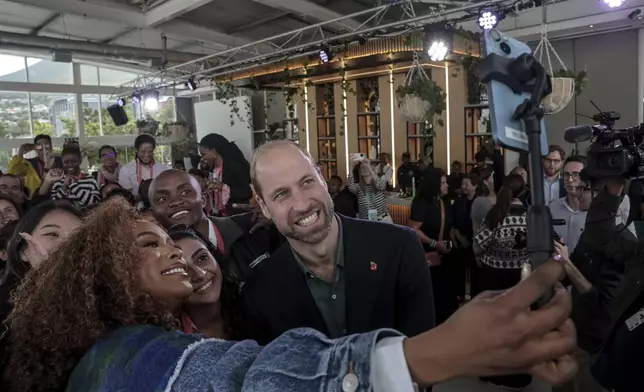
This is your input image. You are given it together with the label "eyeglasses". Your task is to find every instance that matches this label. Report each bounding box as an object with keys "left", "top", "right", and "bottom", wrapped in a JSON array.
[
  {"left": 563, "top": 172, "right": 581, "bottom": 180},
  {"left": 544, "top": 158, "right": 562, "bottom": 165},
  {"left": 101, "top": 151, "right": 116, "bottom": 158}
]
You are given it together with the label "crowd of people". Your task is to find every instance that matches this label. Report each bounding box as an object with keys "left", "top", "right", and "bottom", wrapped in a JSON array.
[{"left": 0, "top": 132, "right": 639, "bottom": 392}]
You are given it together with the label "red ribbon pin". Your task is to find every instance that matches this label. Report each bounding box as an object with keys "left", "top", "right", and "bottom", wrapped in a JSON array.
[{"left": 370, "top": 262, "right": 378, "bottom": 271}]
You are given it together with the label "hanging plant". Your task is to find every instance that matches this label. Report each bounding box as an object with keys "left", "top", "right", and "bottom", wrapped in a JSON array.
[
  {"left": 460, "top": 55, "right": 484, "bottom": 104},
  {"left": 395, "top": 78, "right": 446, "bottom": 126},
  {"left": 552, "top": 69, "right": 588, "bottom": 96},
  {"left": 283, "top": 87, "right": 298, "bottom": 120}
]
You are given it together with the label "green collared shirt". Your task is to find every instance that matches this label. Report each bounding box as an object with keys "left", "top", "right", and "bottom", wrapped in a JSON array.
[{"left": 292, "top": 215, "right": 346, "bottom": 338}]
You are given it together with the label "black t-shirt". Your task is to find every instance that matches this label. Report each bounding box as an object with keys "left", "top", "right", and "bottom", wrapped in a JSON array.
[
  {"left": 452, "top": 196, "right": 474, "bottom": 240},
  {"left": 592, "top": 292, "right": 644, "bottom": 392},
  {"left": 397, "top": 163, "right": 418, "bottom": 190},
  {"left": 410, "top": 197, "right": 453, "bottom": 252}
]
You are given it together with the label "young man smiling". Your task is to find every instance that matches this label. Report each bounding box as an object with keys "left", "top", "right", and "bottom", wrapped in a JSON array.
[{"left": 149, "top": 169, "right": 284, "bottom": 282}]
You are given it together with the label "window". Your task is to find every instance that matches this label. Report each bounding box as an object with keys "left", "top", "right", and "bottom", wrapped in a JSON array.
[
  {"left": 26, "top": 58, "right": 73, "bottom": 84},
  {"left": 31, "top": 93, "right": 77, "bottom": 137},
  {"left": 80, "top": 65, "right": 99, "bottom": 85},
  {"left": 0, "top": 54, "right": 28, "bottom": 83},
  {"left": 0, "top": 91, "right": 31, "bottom": 138},
  {"left": 143, "top": 96, "right": 176, "bottom": 123},
  {"left": 98, "top": 68, "right": 138, "bottom": 86}
]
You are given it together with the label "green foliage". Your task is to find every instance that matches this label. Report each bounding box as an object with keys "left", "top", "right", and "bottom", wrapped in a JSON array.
[
  {"left": 552, "top": 69, "right": 589, "bottom": 96},
  {"left": 395, "top": 78, "right": 447, "bottom": 125},
  {"left": 33, "top": 121, "right": 55, "bottom": 136}
]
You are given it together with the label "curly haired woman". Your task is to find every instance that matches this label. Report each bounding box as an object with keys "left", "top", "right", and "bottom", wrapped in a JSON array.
[{"left": 3, "top": 198, "right": 405, "bottom": 392}]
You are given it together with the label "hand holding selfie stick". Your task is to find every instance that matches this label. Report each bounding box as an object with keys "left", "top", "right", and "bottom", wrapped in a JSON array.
[{"left": 481, "top": 53, "right": 555, "bottom": 308}]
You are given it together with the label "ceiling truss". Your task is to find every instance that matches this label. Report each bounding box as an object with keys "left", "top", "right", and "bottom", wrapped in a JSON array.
[{"left": 117, "top": 0, "right": 509, "bottom": 95}]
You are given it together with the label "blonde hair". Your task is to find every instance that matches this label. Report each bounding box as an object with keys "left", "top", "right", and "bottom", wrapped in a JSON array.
[{"left": 250, "top": 140, "right": 314, "bottom": 197}]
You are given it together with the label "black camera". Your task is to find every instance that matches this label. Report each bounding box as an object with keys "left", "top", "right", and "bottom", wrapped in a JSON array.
[{"left": 564, "top": 110, "right": 644, "bottom": 179}]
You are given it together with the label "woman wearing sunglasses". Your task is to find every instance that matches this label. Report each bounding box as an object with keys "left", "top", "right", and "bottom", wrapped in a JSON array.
[{"left": 93, "top": 145, "right": 121, "bottom": 187}]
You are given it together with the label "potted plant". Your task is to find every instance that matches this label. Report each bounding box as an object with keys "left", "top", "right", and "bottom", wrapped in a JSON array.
[
  {"left": 395, "top": 78, "right": 447, "bottom": 126},
  {"left": 552, "top": 69, "right": 589, "bottom": 97}
]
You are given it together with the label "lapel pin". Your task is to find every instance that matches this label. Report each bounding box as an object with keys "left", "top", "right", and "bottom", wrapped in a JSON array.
[{"left": 370, "top": 261, "right": 378, "bottom": 271}]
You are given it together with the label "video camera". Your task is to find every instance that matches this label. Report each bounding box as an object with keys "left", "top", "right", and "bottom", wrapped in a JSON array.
[{"left": 564, "top": 106, "right": 644, "bottom": 179}]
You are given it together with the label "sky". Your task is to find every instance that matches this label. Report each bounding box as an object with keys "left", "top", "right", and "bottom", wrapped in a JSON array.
[{"left": 0, "top": 54, "right": 42, "bottom": 77}]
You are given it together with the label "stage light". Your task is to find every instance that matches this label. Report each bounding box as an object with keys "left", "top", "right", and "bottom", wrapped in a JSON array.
[
  {"left": 428, "top": 39, "right": 449, "bottom": 62},
  {"left": 186, "top": 76, "right": 199, "bottom": 91},
  {"left": 144, "top": 91, "right": 160, "bottom": 112},
  {"left": 131, "top": 91, "right": 142, "bottom": 104},
  {"left": 116, "top": 97, "right": 125, "bottom": 107},
  {"left": 603, "top": 0, "right": 625, "bottom": 7},
  {"left": 478, "top": 11, "right": 498, "bottom": 30},
  {"left": 319, "top": 44, "right": 330, "bottom": 63}
]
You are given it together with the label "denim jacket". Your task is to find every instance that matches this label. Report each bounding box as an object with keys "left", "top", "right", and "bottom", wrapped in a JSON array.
[{"left": 65, "top": 325, "right": 402, "bottom": 392}]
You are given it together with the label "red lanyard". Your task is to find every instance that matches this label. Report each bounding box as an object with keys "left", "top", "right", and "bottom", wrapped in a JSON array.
[
  {"left": 67, "top": 172, "right": 85, "bottom": 184},
  {"left": 98, "top": 171, "right": 104, "bottom": 186},
  {"left": 136, "top": 161, "right": 154, "bottom": 184}
]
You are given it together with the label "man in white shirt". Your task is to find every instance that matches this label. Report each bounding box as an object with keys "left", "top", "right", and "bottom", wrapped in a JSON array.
[
  {"left": 543, "top": 145, "right": 566, "bottom": 205},
  {"left": 118, "top": 133, "right": 169, "bottom": 196},
  {"left": 375, "top": 152, "right": 394, "bottom": 190},
  {"left": 549, "top": 156, "right": 587, "bottom": 253}
]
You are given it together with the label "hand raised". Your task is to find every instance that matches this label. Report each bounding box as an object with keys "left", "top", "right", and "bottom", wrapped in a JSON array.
[
  {"left": 404, "top": 259, "right": 577, "bottom": 386},
  {"left": 44, "top": 168, "right": 64, "bottom": 184}
]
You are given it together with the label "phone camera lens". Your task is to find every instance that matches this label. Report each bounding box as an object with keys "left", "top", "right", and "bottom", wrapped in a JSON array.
[{"left": 500, "top": 42, "right": 511, "bottom": 55}]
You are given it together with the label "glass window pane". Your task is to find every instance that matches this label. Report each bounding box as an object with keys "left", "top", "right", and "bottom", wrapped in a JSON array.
[
  {"left": 154, "top": 145, "right": 172, "bottom": 166},
  {"left": 31, "top": 93, "right": 77, "bottom": 137},
  {"left": 98, "top": 95, "right": 138, "bottom": 135},
  {"left": 98, "top": 68, "right": 139, "bottom": 86},
  {"left": 0, "top": 54, "right": 27, "bottom": 82},
  {"left": 27, "top": 58, "right": 73, "bottom": 84},
  {"left": 81, "top": 65, "right": 99, "bottom": 86},
  {"left": 144, "top": 96, "right": 175, "bottom": 123},
  {"left": 0, "top": 91, "right": 31, "bottom": 138}
]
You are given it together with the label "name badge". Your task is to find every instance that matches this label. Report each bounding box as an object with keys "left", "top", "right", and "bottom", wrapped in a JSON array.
[{"left": 368, "top": 209, "right": 378, "bottom": 221}]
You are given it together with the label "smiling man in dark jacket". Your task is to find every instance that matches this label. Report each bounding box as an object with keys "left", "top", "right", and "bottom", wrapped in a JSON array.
[{"left": 149, "top": 169, "right": 284, "bottom": 282}]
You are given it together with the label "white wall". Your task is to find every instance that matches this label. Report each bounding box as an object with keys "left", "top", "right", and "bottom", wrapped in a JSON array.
[{"left": 194, "top": 96, "right": 254, "bottom": 162}]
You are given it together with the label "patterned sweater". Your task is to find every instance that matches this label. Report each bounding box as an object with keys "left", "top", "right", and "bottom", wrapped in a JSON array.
[{"left": 474, "top": 204, "right": 529, "bottom": 269}]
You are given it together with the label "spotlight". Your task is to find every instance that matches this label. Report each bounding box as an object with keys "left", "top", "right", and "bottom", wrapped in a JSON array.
[
  {"left": 427, "top": 39, "right": 449, "bottom": 62},
  {"left": 186, "top": 76, "right": 199, "bottom": 91},
  {"left": 131, "top": 91, "right": 142, "bottom": 104},
  {"left": 116, "top": 97, "right": 125, "bottom": 107},
  {"left": 478, "top": 11, "right": 499, "bottom": 30},
  {"left": 319, "top": 44, "right": 330, "bottom": 63},
  {"left": 144, "top": 91, "right": 160, "bottom": 112},
  {"left": 603, "top": 0, "right": 625, "bottom": 8}
]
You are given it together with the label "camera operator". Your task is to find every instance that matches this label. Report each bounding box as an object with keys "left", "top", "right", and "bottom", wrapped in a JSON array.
[{"left": 568, "top": 172, "right": 644, "bottom": 392}]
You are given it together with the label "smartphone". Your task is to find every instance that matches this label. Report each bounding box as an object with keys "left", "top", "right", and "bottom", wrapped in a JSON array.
[
  {"left": 350, "top": 153, "right": 366, "bottom": 162},
  {"left": 480, "top": 29, "right": 549, "bottom": 153}
]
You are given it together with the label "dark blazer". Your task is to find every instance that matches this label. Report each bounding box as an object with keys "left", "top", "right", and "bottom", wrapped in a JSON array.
[
  {"left": 241, "top": 215, "right": 435, "bottom": 344},
  {"left": 209, "top": 213, "right": 285, "bottom": 282}
]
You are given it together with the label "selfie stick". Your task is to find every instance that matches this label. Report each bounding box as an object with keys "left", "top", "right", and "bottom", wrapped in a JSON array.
[{"left": 486, "top": 53, "right": 555, "bottom": 307}]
